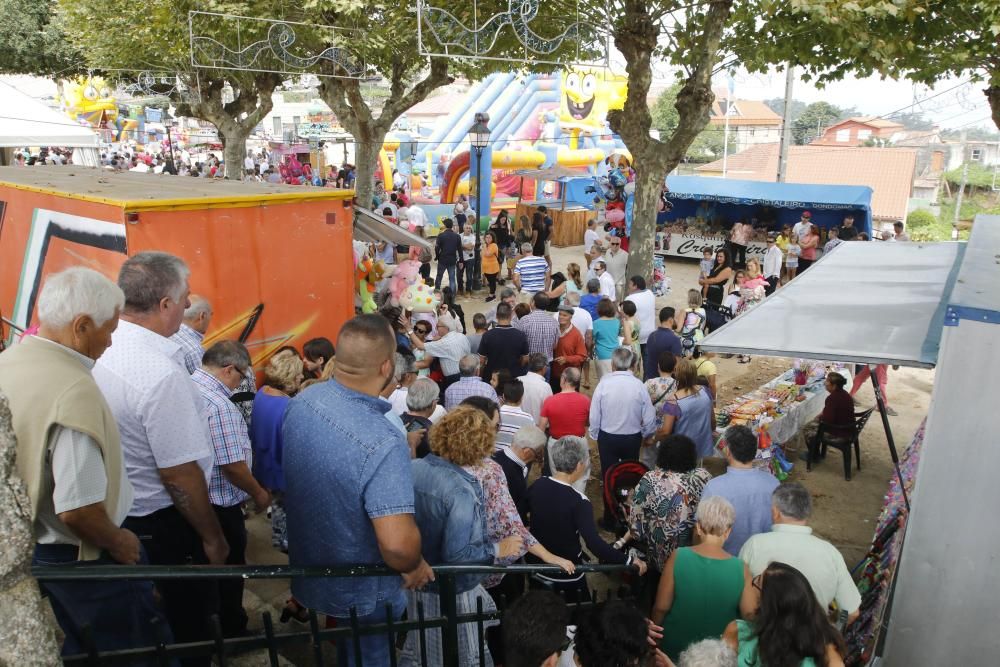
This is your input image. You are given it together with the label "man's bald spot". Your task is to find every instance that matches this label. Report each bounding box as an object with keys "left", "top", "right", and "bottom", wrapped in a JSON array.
[{"left": 334, "top": 315, "right": 395, "bottom": 377}]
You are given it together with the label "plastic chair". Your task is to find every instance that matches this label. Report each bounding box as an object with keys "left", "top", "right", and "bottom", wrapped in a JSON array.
[{"left": 808, "top": 408, "right": 876, "bottom": 480}]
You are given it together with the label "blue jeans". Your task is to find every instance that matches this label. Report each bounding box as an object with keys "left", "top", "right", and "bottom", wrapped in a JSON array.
[
  {"left": 457, "top": 258, "right": 476, "bottom": 292},
  {"left": 435, "top": 262, "right": 457, "bottom": 292},
  {"left": 336, "top": 590, "right": 406, "bottom": 667},
  {"left": 33, "top": 543, "right": 173, "bottom": 663}
]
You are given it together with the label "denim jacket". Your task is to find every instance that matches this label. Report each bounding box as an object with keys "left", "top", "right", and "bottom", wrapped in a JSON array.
[
  {"left": 283, "top": 379, "right": 414, "bottom": 617},
  {"left": 411, "top": 454, "right": 496, "bottom": 593}
]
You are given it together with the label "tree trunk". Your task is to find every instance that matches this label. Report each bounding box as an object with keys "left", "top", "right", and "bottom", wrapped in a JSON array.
[
  {"left": 218, "top": 122, "right": 251, "bottom": 181},
  {"left": 0, "top": 391, "right": 62, "bottom": 664},
  {"left": 353, "top": 130, "right": 386, "bottom": 210},
  {"left": 626, "top": 165, "right": 668, "bottom": 282},
  {"left": 986, "top": 84, "right": 1000, "bottom": 131}
]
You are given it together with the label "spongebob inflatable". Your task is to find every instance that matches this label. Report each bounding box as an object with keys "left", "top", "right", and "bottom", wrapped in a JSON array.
[
  {"left": 559, "top": 67, "right": 628, "bottom": 129},
  {"left": 60, "top": 76, "right": 118, "bottom": 127}
]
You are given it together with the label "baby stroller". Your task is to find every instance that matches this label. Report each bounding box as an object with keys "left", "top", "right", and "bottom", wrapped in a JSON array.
[
  {"left": 679, "top": 309, "right": 707, "bottom": 357},
  {"left": 602, "top": 460, "right": 650, "bottom": 539},
  {"left": 702, "top": 301, "right": 734, "bottom": 334}
]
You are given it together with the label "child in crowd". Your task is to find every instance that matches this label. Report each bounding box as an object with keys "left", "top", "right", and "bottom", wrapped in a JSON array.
[
  {"left": 680, "top": 289, "right": 707, "bottom": 357},
  {"left": 786, "top": 234, "right": 801, "bottom": 281},
  {"left": 699, "top": 248, "right": 715, "bottom": 297},
  {"left": 620, "top": 300, "right": 642, "bottom": 374}
]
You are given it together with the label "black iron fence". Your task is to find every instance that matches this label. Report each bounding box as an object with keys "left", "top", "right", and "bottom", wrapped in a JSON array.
[{"left": 32, "top": 562, "right": 632, "bottom": 667}]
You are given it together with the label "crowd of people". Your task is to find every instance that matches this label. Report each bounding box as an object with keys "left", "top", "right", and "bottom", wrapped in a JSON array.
[{"left": 0, "top": 233, "right": 865, "bottom": 666}]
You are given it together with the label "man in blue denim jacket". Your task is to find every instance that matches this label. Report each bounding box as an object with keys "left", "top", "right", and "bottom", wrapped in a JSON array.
[{"left": 283, "top": 315, "right": 434, "bottom": 666}]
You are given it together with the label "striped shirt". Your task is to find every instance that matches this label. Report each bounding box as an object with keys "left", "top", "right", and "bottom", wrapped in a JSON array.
[
  {"left": 443, "top": 376, "right": 499, "bottom": 410},
  {"left": 514, "top": 255, "right": 548, "bottom": 292},
  {"left": 497, "top": 405, "right": 536, "bottom": 449},
  {"left": 192, "top": 369, "right": 252, "bottom": 507},
  {"left": 515, "top": 310, "right": 560, "bottom": 362},
  {"left": 170, "top": 323, "right": 204, "bottom": 374}
]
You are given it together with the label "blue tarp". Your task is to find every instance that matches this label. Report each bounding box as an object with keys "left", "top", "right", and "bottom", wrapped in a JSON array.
[{"left": 661, "top": 175, "right": 873, "bottom": 237}]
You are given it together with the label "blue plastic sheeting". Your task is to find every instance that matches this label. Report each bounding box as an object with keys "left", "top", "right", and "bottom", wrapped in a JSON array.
[{"left": 662, "top": 175, "right": 873, "bottom": 236}]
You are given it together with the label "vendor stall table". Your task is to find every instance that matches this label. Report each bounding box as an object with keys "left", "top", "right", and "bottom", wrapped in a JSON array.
[{"left": 515, "top": 202, "right": 591, "bottom": 248}]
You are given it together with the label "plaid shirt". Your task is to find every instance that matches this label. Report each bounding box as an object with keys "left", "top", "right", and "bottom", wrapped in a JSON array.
[
  {"left": 170, "top": 323, "right": 205, "bottom": 374},
  {"left": 443, "top": 376, "right": 499, "bottom": 410},
  {"left": 515, "top": 310, "right": 560, "bottom": 361},
  {"left": 192, "top": 369, "right": 252, "bottom": 507}
]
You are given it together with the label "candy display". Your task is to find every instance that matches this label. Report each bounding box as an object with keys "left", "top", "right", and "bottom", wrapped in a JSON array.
[
  {"left": 715, "top": 362, "right": 850, "bottom": 476},
  {"left": 843, "top": 419, "right": 924, "bottom": 666}
]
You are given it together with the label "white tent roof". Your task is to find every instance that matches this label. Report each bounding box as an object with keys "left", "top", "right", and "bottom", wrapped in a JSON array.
[
  {"left": 354, "top": 205, "right": 432, "bottom": 250},
  {"left": 698, "top": 240, "right": 966, "bottom": 369},
  {"left": 0, "top": 81, "right": 100, "bottom": 148}
]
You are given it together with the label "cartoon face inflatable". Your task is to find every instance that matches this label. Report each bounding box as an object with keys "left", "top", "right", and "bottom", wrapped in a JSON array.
[{"left": 559, "top": 67, "right": 628, "bottom": 128}]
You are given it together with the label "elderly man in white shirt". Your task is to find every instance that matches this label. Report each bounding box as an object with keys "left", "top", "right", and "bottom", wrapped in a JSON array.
[
  {"left": 603, "top": 237, "right": 629, "bottom": 299},
  {"left": 625, "top": 275, "right": 656, "bottom": 359},
  {"left": 170, "top": 294, "right": 212, "bottom": 373},
  {"left": 595, "top": 260, "right": 617, "bottom": 301},
  {"left": 93, "top": 251, "right": 229, "bottom": 651},
  {"left": 519, "top": 353, "right": 553, "bottom": 422},
  {"left": 407, "top": 317, "right": 471, "bottom": 391},
  {"left": 589, "top": 347, "right": 656, "bottom": 494}
]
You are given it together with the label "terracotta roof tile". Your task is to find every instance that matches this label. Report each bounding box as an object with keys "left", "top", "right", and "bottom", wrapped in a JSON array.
[
  {"left": 694, "top": 144, "right": 917, "bottom": 221},
  {"left": 709, "top": 99, "right": 782, "bottom": 126}
]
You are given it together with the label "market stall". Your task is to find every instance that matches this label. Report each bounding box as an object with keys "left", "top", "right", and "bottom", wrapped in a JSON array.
[
  {"left": 716, "top": 363, "right": 852, "bottom": 466},
  {"left": 699, "top": 219, "right": 1000, "bottom": 665},
  {"left": 655, "top": 175, "right": 873, "bottom": 259},
  {"left": 514, "top": 167, "right": 595, "bottom": 247}
]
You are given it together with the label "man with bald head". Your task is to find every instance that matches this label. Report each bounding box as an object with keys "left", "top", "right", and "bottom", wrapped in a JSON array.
[
  {"left": 283, "top": 314, "right": 433, "bottom": 666},
  {"left": 171, "top": 294, "right": 212, "bottom": 373}
]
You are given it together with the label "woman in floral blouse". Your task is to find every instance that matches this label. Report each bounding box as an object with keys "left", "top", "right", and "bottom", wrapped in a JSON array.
[{"left": 626, "top": 434, "right": 711, "bottom": 578}]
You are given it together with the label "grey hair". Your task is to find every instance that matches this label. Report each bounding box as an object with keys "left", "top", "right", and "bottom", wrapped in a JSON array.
[
  {"left": 586, "top": 278, "right": 601, "bottom": 294},
  {"left": 500, "top": 287, "right": 517, "bottom": 301},
  {"left": 772, "top": 482, "right": 812, "bottom": 521},
  {"left": 564, "top": 290, "right": 581, "bottom": 306},
  {"left": 550, "top": 436, "right": 588, "bottom": 473},
  {"left": 458, "top": 354, "right": 481, "bottom": 377},
  {"left": 696, "top": 496, "right": 736, "bottom": 537},
  {"left": 37, "top": 267, "right": 125, "bottom": 328},
  {"left": 561, "top": 367, "right": 581, "bottom": 389},
  {"left": 520, "top": 242, "right": 533, "bottom": 254},
  {"left": 406, "top": 377, "right": 440, "bottom": 412},
  {"left": 118, "top": 251, "right": 190, "bottom": 313},
  {"left": 677, "top": 639, "right": 738, "bottom": 667},
  {"left": 184, "top": 294, "right": 212, "bottom": 320},
  {"left": 201, "top": 340, "right": 251, "bottom": 371},
  {"left": 611, "top": 346, "right": 635, "bottom": 372},
  {"left": 393, "top": 353, "right": 416, "bottom": 383},
  {"left": 511, "top": 425, "right": 547, "bottom": 453}
]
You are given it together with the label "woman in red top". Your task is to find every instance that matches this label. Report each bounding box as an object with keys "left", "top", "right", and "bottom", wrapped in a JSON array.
[
  {"left": 798, "top": 223, "right": 820, "bottom": 272},
  {"left": 820, "top": 371, "right": 855, "bottom": 438}
]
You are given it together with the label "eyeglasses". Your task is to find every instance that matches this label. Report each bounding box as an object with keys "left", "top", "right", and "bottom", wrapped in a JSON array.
[
  {"left": 610, "top": 242, "right": 621, "bottom": 246},
  {"left": 752, "top": 574, "right": 763, "bottom": 592}
]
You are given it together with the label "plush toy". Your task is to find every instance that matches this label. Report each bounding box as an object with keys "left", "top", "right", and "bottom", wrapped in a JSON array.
[
  {"left": 399, "top": 283, "right": 439, "bottom": 312},
  {"left": 389, "top": 259, "right": 423, "bottom": 305},
  {"left": 353, "top": 241, "right": 378, "bottom": 313}
]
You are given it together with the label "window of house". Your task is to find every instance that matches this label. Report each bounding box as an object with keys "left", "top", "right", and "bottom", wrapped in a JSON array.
[
  {"left": 857, "top": 129, "right": 872, "bottom": 141},
  {"left": 749, "top": 128, "right": 756, "bottom": 136},
  {"left": 971, "top": 148, "right": 983, "bottom": 161},
  {"left": 835, "top": 129, "right": 850, "bottom": 142}
]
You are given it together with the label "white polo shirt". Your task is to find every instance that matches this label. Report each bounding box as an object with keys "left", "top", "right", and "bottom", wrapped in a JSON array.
[{"left": 93, "top": 320, "right": 214, "bottom": 517}]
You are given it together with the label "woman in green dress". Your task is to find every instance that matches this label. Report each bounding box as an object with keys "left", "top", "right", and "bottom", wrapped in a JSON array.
[
  {"left": 652, "top": 496, "right": 757, "bottom": 661},
  {"left": 723, "top": 562, "right": 847, "bottom": 667}
]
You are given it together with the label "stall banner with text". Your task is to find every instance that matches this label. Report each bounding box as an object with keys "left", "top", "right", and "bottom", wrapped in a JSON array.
[{"left": 655, "top": 233, "right": 767, "bottom": 259}]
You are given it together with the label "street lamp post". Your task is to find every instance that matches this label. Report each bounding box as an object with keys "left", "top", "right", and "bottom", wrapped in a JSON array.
[{"left": 468, "top": 113, "right": 490, "bottom": 292}]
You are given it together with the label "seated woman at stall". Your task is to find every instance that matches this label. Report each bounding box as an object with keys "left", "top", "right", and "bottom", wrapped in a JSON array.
[{"left": 809, "top": 372, "right": 855, "bottom": 458}]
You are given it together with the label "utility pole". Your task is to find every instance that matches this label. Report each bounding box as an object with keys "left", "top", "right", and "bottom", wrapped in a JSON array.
[
  {"left": 952, "top": 130, "right": 968, "bottom": 240},
  {"left": 777, "top": 63, "right": 795, "bottom": 182}
]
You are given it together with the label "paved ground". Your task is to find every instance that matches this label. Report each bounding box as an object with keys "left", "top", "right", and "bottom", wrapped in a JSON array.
[{"left": 232, "top": 243, "right": 934, "bottom": 665}]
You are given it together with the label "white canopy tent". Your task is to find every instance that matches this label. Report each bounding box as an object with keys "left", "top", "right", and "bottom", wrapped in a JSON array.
[
  {"left": 0, "top": 81, "right": 101, "bottom": 166},
  {"left": 699, "top": 218, "right": 1000, "bottom": 664},
  {"left": 353, "top": 205, "right": 432, "bottom": 250}
]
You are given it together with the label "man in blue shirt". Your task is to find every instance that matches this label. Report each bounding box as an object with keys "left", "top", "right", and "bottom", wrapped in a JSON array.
[
  {"left": 702, "top": 425, "right": 780, "bottom": 554},
  {"left": 643, "top": 307, "right": 683, "bottom": 381},
  {"left": 580, "top": 278, "right": 602, "bottom": 320},
  {"left": 283, "top": 314, "right": 434, "bottom": 666}
]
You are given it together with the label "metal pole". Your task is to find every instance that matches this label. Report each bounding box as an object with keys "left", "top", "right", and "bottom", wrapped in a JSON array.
[
  {"left": 952, "top": 130, "right": 968, "bottom": 240},
  {"left": 439, "top": 572, "right": 460, "bottom": 667},
  {"left": 166, "top": 125, "right": 177, "bottom": 168},
  {"left": 777, "top": 63, "right": 795, "bottom": 182},
  {"left": 869, "top": 365, "right": 910, "bottom": 511},
  {"left": 473, "top": 145, "right": 483, "bottom": 291}
]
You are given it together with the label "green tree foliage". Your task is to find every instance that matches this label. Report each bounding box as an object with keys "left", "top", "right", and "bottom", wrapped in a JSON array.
[
  {"left": 729, "top": 1, "right": 1000, "bottom": 130},
  {"left": 892, "top": 111, "right": 935, "bottom": 131},
  {"left": 792, "top": 101, "right": 852, "bottom": 144},
  {"left": 0, "top": 0, "right": 82, "bottom": 76},
  {"left": 763, "top": 97, "right": 807, "bottom": 124},
  {"left": 944, "top": 163, "right": 1000, "bottom": 190}
]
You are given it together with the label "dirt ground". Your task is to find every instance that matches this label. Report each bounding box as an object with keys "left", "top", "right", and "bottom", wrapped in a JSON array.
[{"left": 236, "top": 242, "right": 934, "bottom": 663}]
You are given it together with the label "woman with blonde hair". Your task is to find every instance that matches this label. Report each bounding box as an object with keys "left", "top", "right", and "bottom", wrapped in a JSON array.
[
  {"left": 544, "top": 262, "right": 585, "bottom": 304},
  {"left": 652, "top": 495, "right": 757, "bottom": 661},
  {"left": 401, "top": 407, "right": 524, "bottom": 666},
  {"left": 656, "top": 358, "right": 716, "bottom": 460}
]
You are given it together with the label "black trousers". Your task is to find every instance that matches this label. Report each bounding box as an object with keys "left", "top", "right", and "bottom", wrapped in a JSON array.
[
  {"left": 798, "top": 257, "right": 813, "bottom": 272},
  {"left": 765, "top": 276, "right": 779, "bottom": 295},
  {"left": 124, "top": 506, "right": 220, "bottom": 667},
  {"left": 485, "top": 272, "right": 499, "bottom": 295},
  {"left": 213, "top": 504, "right": 249, "bottom": 637},
  {"left": 728, "top": 242, "right": 747, "bottom": 269}
]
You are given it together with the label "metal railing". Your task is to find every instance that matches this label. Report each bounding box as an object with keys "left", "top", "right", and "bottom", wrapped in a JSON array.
[{"left": 33, "top": 562, "right": 633, "bottom": 667}]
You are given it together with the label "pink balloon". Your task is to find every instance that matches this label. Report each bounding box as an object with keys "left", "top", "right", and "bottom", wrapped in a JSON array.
[{"left": 606, "top": 208, "right": 625, "bottom": 223}]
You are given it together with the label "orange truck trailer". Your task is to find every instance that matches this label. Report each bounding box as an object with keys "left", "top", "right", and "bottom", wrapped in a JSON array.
[{"left": 0, "top": 168, "right": 357, "bottom": 370}]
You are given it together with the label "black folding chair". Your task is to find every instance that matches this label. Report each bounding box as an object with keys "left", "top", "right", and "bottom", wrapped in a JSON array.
[{"left": 807, "top": 408, "right": 876, "bottom": 480}]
